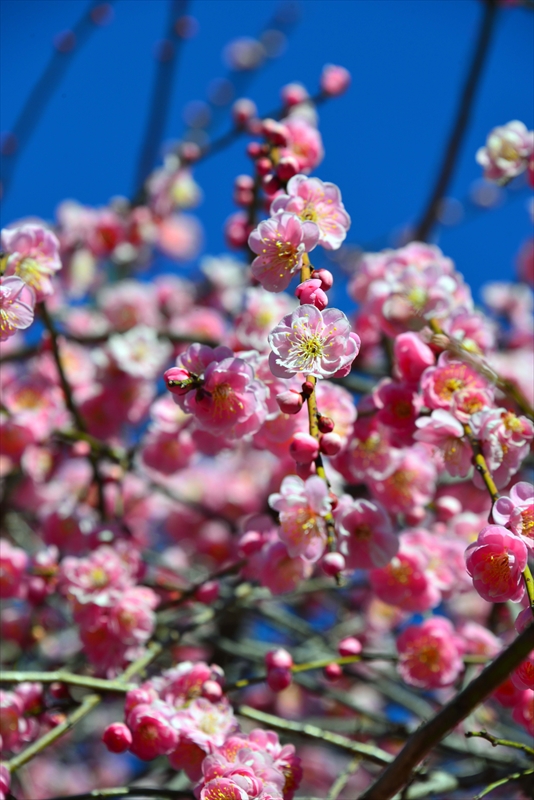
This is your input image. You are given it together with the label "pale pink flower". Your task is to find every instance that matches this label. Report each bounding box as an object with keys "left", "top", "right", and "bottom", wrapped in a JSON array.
[
  {"left": 450, "top": 386, "right": 494, "bottom": 423},
  {"left": 315, "top": 380, "right": 357, "bottom": 448},
  {"left": 341, "top": 418, "right": 402, "bottom": 482},
  {"left": 2, "top": 224, "right": 61, "bottom": 300},
  {"left": 269, "top": 475, "right": 331, "bottom": 561},
  {"left": 415, "top": 409, "right": 472, "bottom": 477},
  {"left": 465, "top": 525, "right": 528, "bottom": 603},
  {"left": 421, "top": 354, "right": 489, "bottom": 411},
  {"left": 271, "top": 175, "right": 350, "bottom": 250},
  {"left": 268, "top": 305, "right": 360, "bottom": 379},
  {"left": 320, "top": 64, "right": 351, "bottom": 96},
  {"left": 476, "top": 120, "right": 534, "bottom": 184},
  {"left": 245, "top": 538, "right": 313, "bottom": 595},
  {"left": 157, "top": 213, "right": 203, "bottom": 261},
  {"left": 0, "top": 276, "right": 35, "bottom": 341},
  {"left": 98, "top": 280, "right": 160, "bottom": 332},
  {"left": 368, "top": 446, "right": 436, "bottom": 516},
  {"left": 108, "top": 325, "right": 172, "bottom": 379},
  {"left": 109, "top": 586, "right": 158, "bottom": 646},
  {"left": 493, "top": 482, "right": 534, "bottom": 550},
  {"left": 396, "top": 617, "right": 464, "bottom": 689},
  {"left": 458, "top": 621, "right": 501, "bottom": 657},
  {"left": 170, "top": 697, "right": 238, "bottom": 753},
  {"left": 140, "top": 428, "right": 196, "bottom": 475},
  {"left": 336, "top": 498, "right": 398, "bottom": 569},
  {"left": 233, "top": 288, "right": 297, "bottom": 352},
  {"left": 59, "top": 545, "right": 134, "bottom": 600},
  {"left": 470, "top": 408, "right": 534, "bottom": 489},
  {"left": 280, "top": 117, "right": 324, "bottom": 173},
  {"left": 248, "top": 213, "right": 319, "bottom": 293}
]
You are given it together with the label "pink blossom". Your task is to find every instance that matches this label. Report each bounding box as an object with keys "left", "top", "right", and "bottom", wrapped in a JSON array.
[
  {"left": 476, "top": 120, "right": 534, "bottom": 184},
  {"left": 295, "top": 278, "right": 328, "bottom": 310},
  {"left": 374, "top": 379, "right": 422, "bottom": 441},
  {"left": 493, "top": 482, "right": 534, "bottom": 550},
  {"left": 141, "top": 428, "right": 196, "bottom": 475},
  {"left": 269, "top": 475, "right": 331, "bottom": 561},
  {"left": 336, "top": 498, "right": 398, "bottom": 569},
  {"left": 2, "top": 224, "right": 61, "bottom": 301},
  {"left": 414, "top": 409, "right": 472, "bottom": 477},
  {"left": 470, "top": 408, "right": 534, "bottom": 489},
  {"left": 320, "top": 64, "right": 351, "bottom": 96},
  {"left": 341, "top": 418, "right": 402, "bottom": 482},
  {"left": 396, "top": 617, "right": 464, "bottom": 689},
  {"left": 0, "top": 276, "right": 35, "bottom": 341},
  {"left": 370, "top": 542, "right": 440, "bottom": 612},
  {"left": 234, "top": 288, "right": 297, "bottom": 352},
  {"left": 421, "top": 354, "right": 489, "bottom": 411},
  {"left": 268, "top": 305, "right": 360, "bottom": 379},
  {"left": 127, "top": 703, "right": 178, "bottom": 760},
  {"left": 465, "top": 525, "right": 528, "bottom": 603},
  {"left": 279, "top": 117, "right": 324, "bottom": 173},
  {"left": 368, "top": 446, "right": 436, "bottom": 516},
  {"left": 109, "top": 586, "right": 158, "bottom": 646},
  {"left": 393, "top": 332, "right": 435, "bottom": 384},
  {"left": 450, "top": 386, "right": 494, "bottom": 423},
  {"left": 248, "top": 213, "right": 319, "bottom": 293},
  {"left": 244, "top": 538, "right": 313, "bottom": 595},
  {"left": 0, "top": 539, "right": 28, "bottom": 598},
  {"left": 102, "top": 722, "right": 133, "bottom": 753},
  {"left": 271, "top": 175, "right": 350, "bottom": 250},
  {"left": 98, "top": 279, "right": 160, "bottom": 332},
  {"left": 512, "top": 690, "right": 534, "bottom": 737},
  {"left": 108, "top": 325, "right": 172, "bottom": 379}
]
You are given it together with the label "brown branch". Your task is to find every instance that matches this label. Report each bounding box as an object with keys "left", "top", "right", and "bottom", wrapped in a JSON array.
[
  {"left": 358, "top": 623, "right": 534, "bottom": 800},
  {"left": 414, "top": 0, "right": 498, "bottom": 241}
]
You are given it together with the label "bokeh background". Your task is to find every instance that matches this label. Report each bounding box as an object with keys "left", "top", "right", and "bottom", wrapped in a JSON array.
[{"left": 1, "top": 0, "right": 533, "bottom": 300}]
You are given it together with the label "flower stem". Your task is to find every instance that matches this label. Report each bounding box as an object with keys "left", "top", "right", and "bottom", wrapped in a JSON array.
[{"left": 465, "top": 729, "right": 534, "bottom": 756}]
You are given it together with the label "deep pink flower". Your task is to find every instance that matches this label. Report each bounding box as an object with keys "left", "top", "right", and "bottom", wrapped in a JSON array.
[
  {"left": 127, "top": 703, "right": 178, "bottom": 760},
  {"left": 393, "top": 332, "right": 435, "bottom": 384},
  {"left": 396, "top": 617, "right": 463, "bottom": 689},
  {"left": 0, "top": 276, "right": 35, "bottom": 341},
  {"left": 476, "top": 120, "right": 534, "bottom": 184},
  {"left": 336, "top": 498, "right": 398, "bottom": 569},
  {"left": 2, "top": 224, "right": 61, "bottom": 301},
  {"left": 102, "top": 722, "right": 133, "bottom": 753},
  {"left": 248, "top": 213, "right": 319, "bottom": 293},
  {"left": 268, "top": 305, "right": 360, "bottom": 379},
  {"left": 295, "top": 278, "right": 328, "bottom": 310},
  {"left": 370, "top": 548, "right": 440, "bottom": 612},
  {"left": 465, "top": 525, "right": 528, "bottom": 603},
  {"left": 269, "top": 475, "right": 331, "bottom": 561},
  {"left": 493, "top": 482, "right": 534, "bottom": 550},
  {"left": 415, "top": 409, "right": 472, "bottom": 477},
  {"left": 270, "top": 175, "right": 350, "bottom": 250},
  {"left": 374, "top": 379, "right": 422, "bottom": 441}
]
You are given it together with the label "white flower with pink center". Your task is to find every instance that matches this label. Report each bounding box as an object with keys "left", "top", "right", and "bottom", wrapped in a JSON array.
[
  {"left": 269, "top": 475, "right": 331, "bottom": 561},
  {"left": 476, "top": 120, "right": 534, "bottom": 184},
  {"left": 270, "top": 175, "right": 350, "bottom": 250},
  {"left": 2, "top": 224, "right": 61, "bottom": 301},
  {"left": 268, "top": 304, "right": 360, "bottom": 380},
  {"left": 0, "top": 276, "right": 35, "bottom": 341},
  {"left": 248, "top": 213, "right": 319, "bottom": 293},
  {"left": 493, "top": 482, "right": 534, "bottom": 551}
]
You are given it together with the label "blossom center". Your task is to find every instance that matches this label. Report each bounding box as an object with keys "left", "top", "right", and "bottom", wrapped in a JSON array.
[{"left": 480, "top": 553, "right": 512, "bottom": 593}]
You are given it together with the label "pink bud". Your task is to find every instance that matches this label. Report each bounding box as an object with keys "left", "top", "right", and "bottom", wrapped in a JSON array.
[
  {"left": 262, "top": 174, "right": 281, "bottom": 196},
  {"left": 321, "top": 552, "right": 345, "bottom": 576},
  {"left": 295, "top": 278, "right": 328, "bottom": 310},
  {"left": 225, "top": 214, "right": 249, "bottom": 248},
  {"left": 195, "top": 580, "right": 220, "bottom": 604},
  {"left": 72, "top": 440, "right": 91, "bottom": 457},
  {"left": 266, "top": 667, "right": 292, "bottom": 692},
  {"left": 201, "top": 680, "right": 223, "bottom": 702},
  {"left": 320, "top": 64, "right": 351, "bottom": 96},
  {"left": 311, "top": 268, "right": 334, "bottom": 291},
  {"left": 103, "top": 722, "right": 133, "bottom": 753},
  {"left": 48, "top": 682, "right": 70, "bottom": 701},
  {"left": 301, "top": 380, "right": 315, "bottom": 397},
  {"left": 338, "top": 636, "right": 362, "bottom": 657},
  {"left": 262, "top": 119, "right": 289, "bottom": 147},
  {"left": 235, "top": 175, "right": 254, "bottom": 192},
  {"left": 256, "top": 156, "right": 273, "bottom": 176},
  {"left": 277, "top": 156, "right": 300, "bottom": 182},
  {"left": 404, "top": 508, "right": 426, "bottom": 526},
  {"left": 320, "top": 432, "right": 342, "bottom": 456},
  {"left": 289, "top": 432, "right": 319, "bottom": 464},
  {"left": 239, "top": 530, "right": 264, "bottom": 556},
  {"left": 178, "top": 141, "right": 201, "bottom": 163},
  {"left": 232, "top": 98, "right": 257, "bottom": 127},
  {"left": 323, "top": 662, "right": 343, "bottom": 681},
  {"left": 247, "top": 141, "right": 263, "bottom": 159},
  {"left": 266, "top": 648, "right": 293, "bottom": 669},
  {"left": 164, "top": 367, "right": 194, "bottom": 396},
  {"left": 281, "top": 82, "right": 309, "bottom": 107},
  {"left": 434, "top": 495, "right": 462, "bottom": 522},
  {"left": 276, "top": 390, "right": 304, "bottom": 415},
  {"left": 234, "top": 188, "right": 254, "bottom": 207},
  {"left": 296, "top": 461, "right": 316, "bottom": 480},
  {"left": 318, "top": 415, "right": 334, "bottom": 434},
  {"left": 0, "top": 764, "right": 11, "bottom": 797}
]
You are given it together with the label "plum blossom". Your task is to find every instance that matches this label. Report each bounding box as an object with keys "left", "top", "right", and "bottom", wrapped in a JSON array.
[
  {"left": 1, "top": 224, "right": 61, "bottom": 301},
  {"left": 270, "top": 175, "right": 351, "bottom": 250},
  {"left": 493, "top": 482, "right": 534, "bottom": 550},
  {"left": 268, "top": 304, "right": 360, "bottom": 380},
  {"left": 336, "top": 498, "right": 398, "bottom": 569},
  {"left": 370, "top": 543, "right": 441, "bottom": 612},
  {"left": 269, "top": 475, "right": 331, "bottom": 561},
  {"left": 396, "top": 617, "right": 464, "bottom": 689},
  {"left": 470, "top": 408, "right": 534, "bottom": 489},
  {"left": 108, "top": 325, "right": 172, "bottom": 379},
  {"left": 465, "top": 525, "right": 528, "bottom": 603},
  {"left": 476, "top": 120, "right": 534, "bottom": 184},
  {"left": 367, "top": 446, "right": 437, "bottom": 517},
  {"left": 0, "top": 539, "right": 28, "bottom": 599},
  {"left": 280, "top": 117, "right": 324, "bottom": 173},
  {"left": 248, "top": 213, "right": 319, "bottom": 293},
  {"left": 421, "top": 354, "right": 489, "bottom": 411},
  {"left": 0, "top": 276, "right": 35, "bottom": 341},
  {"left": 415, "top": 409, "right": 473, "bottom": 478}
]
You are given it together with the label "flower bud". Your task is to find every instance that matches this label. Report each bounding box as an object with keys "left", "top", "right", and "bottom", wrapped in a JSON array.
[
  {"left": 178, "top": 141, "right": 201, "bottom": 163},
  {"left": 256, "top": 156, "right": 273, "bottom": 176},
  {"left": 103, "top": 722, "right": 133, "bottom": 753},
  {"left": 201, "top": 680, "right": 223, "bottom": 702},
  {"left": 434, "top": 495, "right": 462, "bottom": 522},
  {"left": 265, "top": 648, "right": 293, "bottom": 669},
  {"left": 235, "top": 174, "right": 254, "bottom": 192},
  {"left": 301, "top": 380, "right": 315, "bottom": 397},
  {"left": 321, "top": 551, "right": 345, "bottom": 576},
  {"left": 338, "top": 637, "right": 362, "bottom": 657},
  {"left": 233, "top": 97, "right": 257, "bottom": 127},
  {"left": 320, "top": 64, "right": 351, "bottom": 96},
  {"left": 276, "top": 390, "right": 304, "bottom": 415},
  {"left": 164, "top": 367, "right": 194, "bottom": 396},
  {"left": 276, "top": 156, "right": 300, "bottom": 182},
  {"left": 320, "top": 432, "right": 342, "bottom": 456},
  {"left": 262, "top": 174, "right": 281, "bottom": 196},
  {"left": 247, "top": 141, "right": 263, "bottom": 159},
  {"left": 311, "top": 268, "right": 334, "bottom": 291},
  {"left": 239, "top": 530, "right": 264, "bottom": 556},
  {"left": 295, "top": 278, "right": 328, "bottom": 310},
  {"left": 195, "top": 580, "right": 220, "bottom": 604},
  {"left": 318, "top": 415, "right": 334, "bottom": 434},
  {"left": 281, "top": 82, "right": 309, "bottom": 107},
  {"left": 323, "top": 662, "right": 343, "bottom": 681},
  {"left": 266, "top": 667, "right": 292, "bottom": 692},
  {"left": 289, "top": 432, "right": 319, "bottom": 464},
  {"left": 262, "top": 119, "right": 289, "bottom": 146}
]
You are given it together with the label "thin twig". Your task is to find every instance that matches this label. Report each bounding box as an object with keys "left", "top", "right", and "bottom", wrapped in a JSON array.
[
  {"left": 0, "top": 670, "right": 134, "bottom": 693},
  {"left": 414, "top": 0, "right": 498, "bottom": 241},
  {"left": 465, "top": 730, "right": 534, "bottom": 756},
  {"left": 473, "top": 768, "right": 534, "bottom": 799},
  {"left": 327, "top": 756, "right": 361, "bottom": 800}
]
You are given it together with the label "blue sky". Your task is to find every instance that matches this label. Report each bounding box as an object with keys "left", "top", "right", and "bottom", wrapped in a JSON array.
[{"left": 1, "top": 0, "right": 533, "bottom": 300}]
